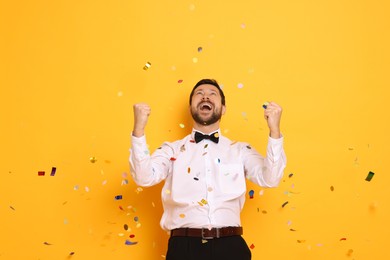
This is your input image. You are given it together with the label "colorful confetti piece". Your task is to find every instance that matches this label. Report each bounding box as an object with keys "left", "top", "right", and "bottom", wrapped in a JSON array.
[
  {"left": 50, "top": 167, "right": 56, "bottom": 176},
  {"left": 365, "top": 171, "right": 375, "bottom": 181},
  {"left": 282, "top": 201, "right": 289, "bottom": 208},
  {"left": 237, "top": 83, "right": 244, "bottom": 89},
  {"left": 38, "top": 171, "right": 45, "bottom": 176},
  {"left": 249, "top": 190, "right": 254, "bottom": 199},
  {"left": 262, "top": 102, "right": 269, "bottom": 109},
  {"left": 143, "top": 62, "right": 151, "bottom": 70},
  {"left": 250, "top": 244, "right": 255, "bottom": 249},
  {"left": 89, "top": 157, "right": 97, "bottom": 163},
  {"left": 125, "top": 240, "right": 138, "bottom": 245},
  {"left": 115, "top": 195, "right": 123, "bottom": 200},
  {"left": 198, "top": 47, "right": 203, "bottom": 52}
]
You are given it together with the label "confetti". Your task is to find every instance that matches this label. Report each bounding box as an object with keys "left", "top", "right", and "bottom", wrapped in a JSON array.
[
  {"left": 297, "top": 240, "right": 306, "bottom": 243},
  {"left": 288, "top": 173, "right": 293, "bottom": 178},
  {"left": 178, "top": 79, "right": 183, "bottom": 83},
  {"left": 124, "top": 224, "right": 129, "bottom": 230},
  {"left": 249, "top": 190, "right": 254, "bottom": 199},
  {"left": 237, "top": 83, "right": 244, "bottom": 89},
  {"left": 38, "top": 171, "right": 45, "bottom": 176},
  {"left": 192, "top": 57, "right": 198, "bottom": 63},
  {"left": 194, "top": 177, "right": 199, "bottom": 181},
  {"left": 129, "top": 234, "right": 135, "bottom": 238},
  {"left": 179, "top": 214, "right": 186, "bottom": 218},
  {"left": 125, "top": 240, "right": 138, "bottom": 245},
  {"left": 340, "top": 238, "right": 347, "bottom": 241},
  {"left": 50, "top": 167, "right": 56, "bottom": 176},
  {"left": 43, "top": 242, "right": 53, "bottom": 245},
  {"left": 365, "top": 171, "right": 375, "bottom": 181},
  {"left": 250, "top": 244, "right": 255, "bottom": 249},
  {"left": 9, "top": 206, "right": 15, "bottom": 210},
  {"left": 282, "top": 201, "right": 289, "bottom": 208},
  {"left": 187, "top": 167, "right": 191, "bottom": 173},
  {"left": 262, "top": 102, "right": 269, "bottom": 109},
  {"left": 170, "top": 157, "right": 176, "bottom": 161},
  {"left": 134, "top": 216, "right": 139, "bottom": 222},
  {"left": 73, "top": 185, "right": 79, "bottom": 191},
  {"left": 115, "top": 195, "right": 123, "bottom": 200},
  {"left": 330, "top": 186, "right": 334, "bottom": 191},
  {"left": 259, "top": 190, "right": 264, "bottom": 196},
  {"left": 89, "top": 157, "right": 97, "bottom": 163},
  {"left": 180, "top": 145, "right": 186, "bottom": 152},
  {"left": 69, "top": 252, "right": 75, "bottom": 256},
  {"left": 143, "top": 62, "right": 151, "bottom": 70},
  {"left": 198, "top": 47, "right": 203, "bottom": 52},
  {"left": 179, "top": 123, "right": 185, "bottom": 128}
]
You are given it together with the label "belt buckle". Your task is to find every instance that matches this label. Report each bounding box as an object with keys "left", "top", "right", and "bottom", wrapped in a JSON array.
[{"left": 201, "top": 228, "right": 220, "bottom": 239}]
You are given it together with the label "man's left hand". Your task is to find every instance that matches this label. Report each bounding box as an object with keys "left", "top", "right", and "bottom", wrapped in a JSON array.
[{"left": 264, "top": 102, "right": 283, "bottom": 139}]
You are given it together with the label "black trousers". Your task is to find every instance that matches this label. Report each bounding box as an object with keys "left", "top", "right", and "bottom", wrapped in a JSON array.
[{"left": 166, "top": 235, "right": 252, "bottom": 260}]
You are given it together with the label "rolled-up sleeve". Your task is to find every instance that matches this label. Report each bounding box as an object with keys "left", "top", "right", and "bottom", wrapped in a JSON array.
[
  {"left": 244, "top": 136, "right": 287, "bottom": 187},
  {"left": 129, "top": 135, "right": 172, "bottom": 187}
]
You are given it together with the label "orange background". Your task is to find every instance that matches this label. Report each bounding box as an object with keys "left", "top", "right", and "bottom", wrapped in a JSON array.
[{"left": 1, "top": 0, "right": 389, "bottom": 259}]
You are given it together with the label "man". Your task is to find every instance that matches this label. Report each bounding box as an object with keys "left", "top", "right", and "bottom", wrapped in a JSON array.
[{"left": 130, "top": 79, "right": 286, "bottom": 260}]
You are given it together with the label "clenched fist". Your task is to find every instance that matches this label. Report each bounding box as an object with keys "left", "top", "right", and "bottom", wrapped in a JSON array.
[
  {"left": 132, "top": 103, "right": 151, "bottom": 137},
  {"left": 263, "top": 102, "right": 283, "bottom": 139}
]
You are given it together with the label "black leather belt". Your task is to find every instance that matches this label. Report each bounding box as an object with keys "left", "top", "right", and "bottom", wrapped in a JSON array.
[{"left": 170, "top": 227, "right": 243, "bottom": 239}]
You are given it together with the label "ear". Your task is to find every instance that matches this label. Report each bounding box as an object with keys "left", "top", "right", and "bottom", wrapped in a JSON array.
[{"left": 222, "top": 105, "right": 226, "bottom": 115}]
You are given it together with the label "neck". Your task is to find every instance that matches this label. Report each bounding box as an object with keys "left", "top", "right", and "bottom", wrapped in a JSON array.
[{"left": 193, "top": 121, "right": 220, "bottom": 134}]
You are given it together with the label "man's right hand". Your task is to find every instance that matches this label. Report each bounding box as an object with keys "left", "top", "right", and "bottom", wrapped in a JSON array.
[{"left": 132, "top": 103, "right": 151, "bottom": 137}]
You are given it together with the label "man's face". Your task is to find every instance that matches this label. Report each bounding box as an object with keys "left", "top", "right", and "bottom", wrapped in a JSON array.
[{"left": 190, "top": 84, "right": 226, "bottom": 126}]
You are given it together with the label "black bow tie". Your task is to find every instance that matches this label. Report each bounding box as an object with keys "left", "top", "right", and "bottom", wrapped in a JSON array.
[{"left": 194, "top": 131, "right": 219, "bottom": 143}]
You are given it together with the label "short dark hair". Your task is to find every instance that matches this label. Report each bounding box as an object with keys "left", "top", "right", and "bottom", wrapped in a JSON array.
[{"left": 189, "top": 79, "right": 226, "bottom": 105}]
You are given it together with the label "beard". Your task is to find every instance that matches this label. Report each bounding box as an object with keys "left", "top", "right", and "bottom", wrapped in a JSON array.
[{"left": 191, "top": 106, "right": 222, "bottom": 126}]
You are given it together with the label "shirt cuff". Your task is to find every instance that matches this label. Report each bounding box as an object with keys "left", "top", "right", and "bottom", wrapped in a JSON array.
[
  {"left": 131, "top": 134, "right": 150, "bottom": 159},
  {"left": 267, "top": 135, "right": 284, "bottom": 161}
]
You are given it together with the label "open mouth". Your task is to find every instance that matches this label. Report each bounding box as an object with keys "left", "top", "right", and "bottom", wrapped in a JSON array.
[{"left": 199, "top": 102, "right": 213, "bottom": 111}]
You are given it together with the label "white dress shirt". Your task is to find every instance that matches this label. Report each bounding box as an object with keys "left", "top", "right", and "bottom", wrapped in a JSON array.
[{"left": 129, "top": 129, "right": 286, "bottom": 231}]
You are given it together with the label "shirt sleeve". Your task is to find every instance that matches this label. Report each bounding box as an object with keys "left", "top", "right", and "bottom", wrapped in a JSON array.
[
  {"left": 243, "top": 136, "right": 287, "bottom": 188},
  {"left": 129, "top": 134, "right": 172, "bottom": 187}
]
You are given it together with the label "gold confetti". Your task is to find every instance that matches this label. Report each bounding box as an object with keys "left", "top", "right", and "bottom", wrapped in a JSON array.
[
  {"left": 192, "top": 57, "right": 198, "bottom": 63},
  {"left": 143, "top": 62, "right": 151, "bottom": 70},
  {"left": 89, "top": 157, "right": 97, "bottom": 163},
  {"left": 179, "top": 214, "right": 185, "bottom": 218},
  {"left": 187, "top": 167, "right": 191, "bottom": 173},
  {"left": 179, "top": 123, "right": 185, "bottom": 128}
]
